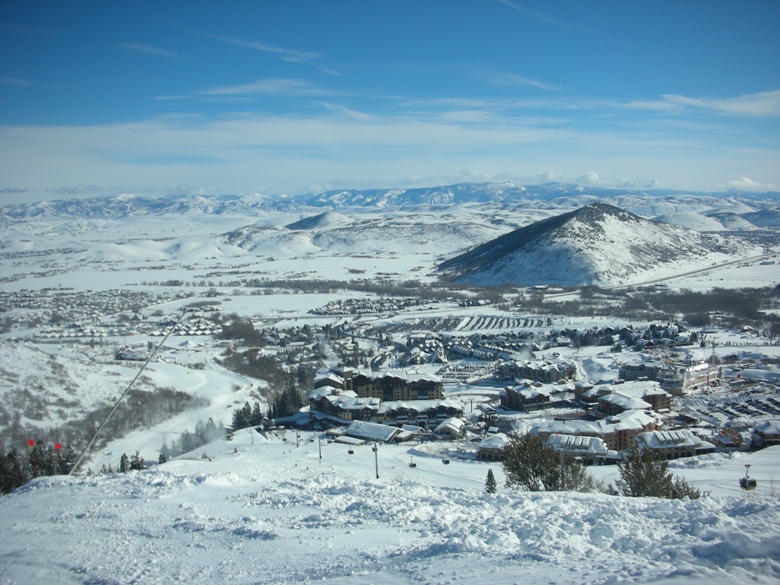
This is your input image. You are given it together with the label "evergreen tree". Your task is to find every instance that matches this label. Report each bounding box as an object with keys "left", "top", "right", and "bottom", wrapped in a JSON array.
[
  {"left": 502, "top": 434, "right": 594, "bottom": 492},
  {"left": 232, "top": 402, "right": 252, "bottom": 430},
  {"left": 28, "top": 443, "right": 56, "bottom": 478},
  {"left": 129, "top": 451, "right": 146, "bottom": 471},
  {"left": 56, "top": 444, "right": 77, "bottom": 475},
  {"left": 250, "top": 403, "right": 264, "bottom": 427},
  {"left": 158, "top": 453, "right": 168, "bottom": 465},
  {"left": 616, "top": 445, "right": 706, "bottom": 499},
  {"left": 0, "top": 451, "right": 30, "bottom": 494},
  {"left": 615, "top": 446, "right": 673, "bottom": 498},
  {"left": 485, "top": 469, "right": 497, "bottom": 494},
  {"left": 502, "top": 434, "right": 561, "bottom": 491},
  {"left": 119, "top": 453, "right": 130, "bottom": 473}
]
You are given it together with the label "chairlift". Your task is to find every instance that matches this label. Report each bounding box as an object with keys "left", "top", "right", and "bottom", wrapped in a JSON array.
[
  {"left": 348, "top": 449, "right": 354, "bottom": 455},
  {"left": 442, "top": 458, "right": 450, "bottom": 465},
  {"left": 409, "top": 458, "right": 417, "bottom": 468},
  {"left": 739, "top": 464, "right": 757, "bottom": 491}
]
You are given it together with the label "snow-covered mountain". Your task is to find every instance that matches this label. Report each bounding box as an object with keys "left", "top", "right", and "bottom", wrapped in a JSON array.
[
  {"left": 220, "top": 211, "right": 510, "bottom": 256},
  {"left": 2, "top": 182, "right": 778, "bottom": 222},
  {"left": 438, "top": 203, "right": 762, "bottom": 287}
]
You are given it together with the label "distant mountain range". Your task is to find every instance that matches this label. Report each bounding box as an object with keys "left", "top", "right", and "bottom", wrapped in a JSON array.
[
  {"left": 437, "top": 203, "right": 764, "bottom": 287},
  {"left": 1, "top": 182, "right": 777, "bottom": 288},
  {"left": 1, "top": 181, "right": 778, "bottom": 220}
]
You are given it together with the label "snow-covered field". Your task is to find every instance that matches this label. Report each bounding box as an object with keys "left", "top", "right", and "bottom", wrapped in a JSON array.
[{"left": 2, "top": 430, "right": 779, "bottom": 585}]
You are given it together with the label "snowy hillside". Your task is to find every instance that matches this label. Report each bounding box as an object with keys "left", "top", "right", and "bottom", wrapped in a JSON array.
[
  {"left": 438, "top": 203, "right": 763, "bottom": 287},
  {"left": 220, "top": 211, "right": 509, "bottom": 257},
  {"left": 2, "top": 430, "right": 779, "bottom": 585}
]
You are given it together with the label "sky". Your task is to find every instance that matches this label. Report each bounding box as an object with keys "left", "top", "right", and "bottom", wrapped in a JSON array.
[{"left": 0, "top": 0, "right": 779, "bottom": 204}]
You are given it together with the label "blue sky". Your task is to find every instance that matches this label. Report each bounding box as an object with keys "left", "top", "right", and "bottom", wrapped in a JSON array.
[{"left": 1, "top": 0, "right": 778, "bottom": 203}]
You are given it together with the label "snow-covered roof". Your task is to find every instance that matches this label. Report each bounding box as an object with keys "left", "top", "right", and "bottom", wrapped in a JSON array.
[
  {"left": 637, "top": 429, "right": 701, "bottom": 449},
  {"left": 602, "top": 380, "right": 670, "bottom": 398},
  {"left": 479, "top": 433, "right": 508, "bottom": 450},
  {"left": 434, "top": 417, "right": 466, "bottom": 436},
  {"left": 600, "top": 392, "right": 652, "bottom": 410},
  {"left": 547, "top": 434, "right": 608, "bottom": 456},
  {"left": 343, "top": 421, "right": 401, "bottom": 443},
  {"left": 755, "top": 420, "right": 780, "bottom": 435}
]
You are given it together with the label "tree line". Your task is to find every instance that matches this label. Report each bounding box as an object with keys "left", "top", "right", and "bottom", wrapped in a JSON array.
[
  {"left": 498, "top": 434, "right": 706, "bottom": 499},
  {"left": 1, "top": 442, "right": 77, "bottom": 495}
]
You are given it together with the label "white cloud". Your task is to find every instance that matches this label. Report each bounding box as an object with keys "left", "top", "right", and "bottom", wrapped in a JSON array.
[
  {"left": 662, "top": 90, "right": 780, "bottom": 117},
  {"left": 204, "top": 33, "right": 341, "bottom": 75},
  {"left": 578, "top": 171, "right": 600, "bottom": 184},
  {"left": 490, "top": 72, "right": 559, "bottom": 91},
  {"left": 198, "top": 78, "right": 328, "bottom": 97},
  {"left": 0, "top": 76, "right": 33, "bottom": 87},
  {"left": 1, "top": 107, "right": 778, "bottom": 202},
  {"left": 117, "top": 42, "right": 181, "bottom": 59},
  {"left": 719, "top": 177, "right": 775, "bottom": 191}
]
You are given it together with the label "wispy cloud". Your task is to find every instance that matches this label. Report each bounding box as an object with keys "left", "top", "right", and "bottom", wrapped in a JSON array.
[
  {"left": 497, "top": 0, "right": 588, "bottom": 32},
  {"left": 198, "top": 78, "right": 329, "bottom": 98},
  {"left": 489, "top": 72, "right": 559, "bottom": 91},
  {"left": 662, "top": 90, "right": 780, "bottom": 117},
  {"left": 627, "top": 90, "right": 780, "bottom": 117},
  {"left": 0, "top": 76, "right": 34, "bottom": 87},
  {"left": 117, "top": 42, "right": 181, "bottom": 59}
]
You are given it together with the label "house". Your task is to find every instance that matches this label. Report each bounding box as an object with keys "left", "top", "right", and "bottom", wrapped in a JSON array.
[
  {"left": 636, "top": 429, "right": 716, "bottom": 459},
  {"left": 546, "top": 434, "right": 618, "bottom": 465},
  {"left": 598, "top": 392, "right": 652, "bottom": 416},
  {"left": 595, "top": 380, "right": 671, "bottom": 415},
  {"left": 313, "top": 372, "right": 345, "bottom": 392},
  {"left": 434, "top": 417, "right": 466, "bottom": 439},
  {"left": 500, "top": 383, "right": 551, "bottom": 412},
  {"left": 477, "top": 433, "right": 508, "bottom": 461},
  {"left": 342, "top": 420, "right": 403, "bottom": 443},
  {"left": 752, "top": 420, "right": 780, "bottom": 447}
]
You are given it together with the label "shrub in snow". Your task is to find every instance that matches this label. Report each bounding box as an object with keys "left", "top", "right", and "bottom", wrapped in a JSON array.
[
  {"left": 502, "top": 433, "right": 595, "bottom": 492},
  {"left": 615, "top": 446, "right": 707, "bottom": 499}
]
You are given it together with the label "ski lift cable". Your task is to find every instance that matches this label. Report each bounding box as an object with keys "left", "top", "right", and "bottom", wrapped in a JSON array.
[{"left": 69, "top": 309, "right": 188, "bottom": 475}]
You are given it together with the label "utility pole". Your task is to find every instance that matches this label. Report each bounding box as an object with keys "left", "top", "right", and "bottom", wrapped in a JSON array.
[
  {"left": 318, "top": 436, "right": 322, "bottom": 461},
  {"left": 372, "top": 444, "right": 379, "bottom": 479}
]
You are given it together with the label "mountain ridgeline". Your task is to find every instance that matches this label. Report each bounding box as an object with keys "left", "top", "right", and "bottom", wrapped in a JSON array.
[{"left": 437, "top": 203, "right": 761, "bottom": 287}]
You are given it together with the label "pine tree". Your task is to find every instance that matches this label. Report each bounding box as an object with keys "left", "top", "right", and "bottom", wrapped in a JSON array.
[
  {"left": 56, "top": 444, "right": 77, "bottom": 475},
  {"left": 119, "top": 453, "right": 130, "bottom": 473},
  {"left": 129, "top": 451, "right": 146, "bottom": 471},
  {"left": 28, "top": 443, "right": 56, "bottom": 478},
  {"left": 485, "top": 469, "right": 497, "bottom": 494},
  {"left": 502, "top": 434, "right": 594, "bottom": 492},
  {"left": 158, "top": 453, "right": 168, "bottom": 465},
  {"left": 1, "top": 451, "right": 30, "bottom": 494},
  {"left": 615, "top": 446, "right": 673, "bottom": 498}
]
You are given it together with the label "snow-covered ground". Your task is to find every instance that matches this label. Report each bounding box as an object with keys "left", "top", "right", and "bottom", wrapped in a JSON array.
[
  {"left": 1, "top": 432, "right": 779, "bottom": 585},
  {"left": 2, "top": 199, "right": 780, "bottom": 584}
]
